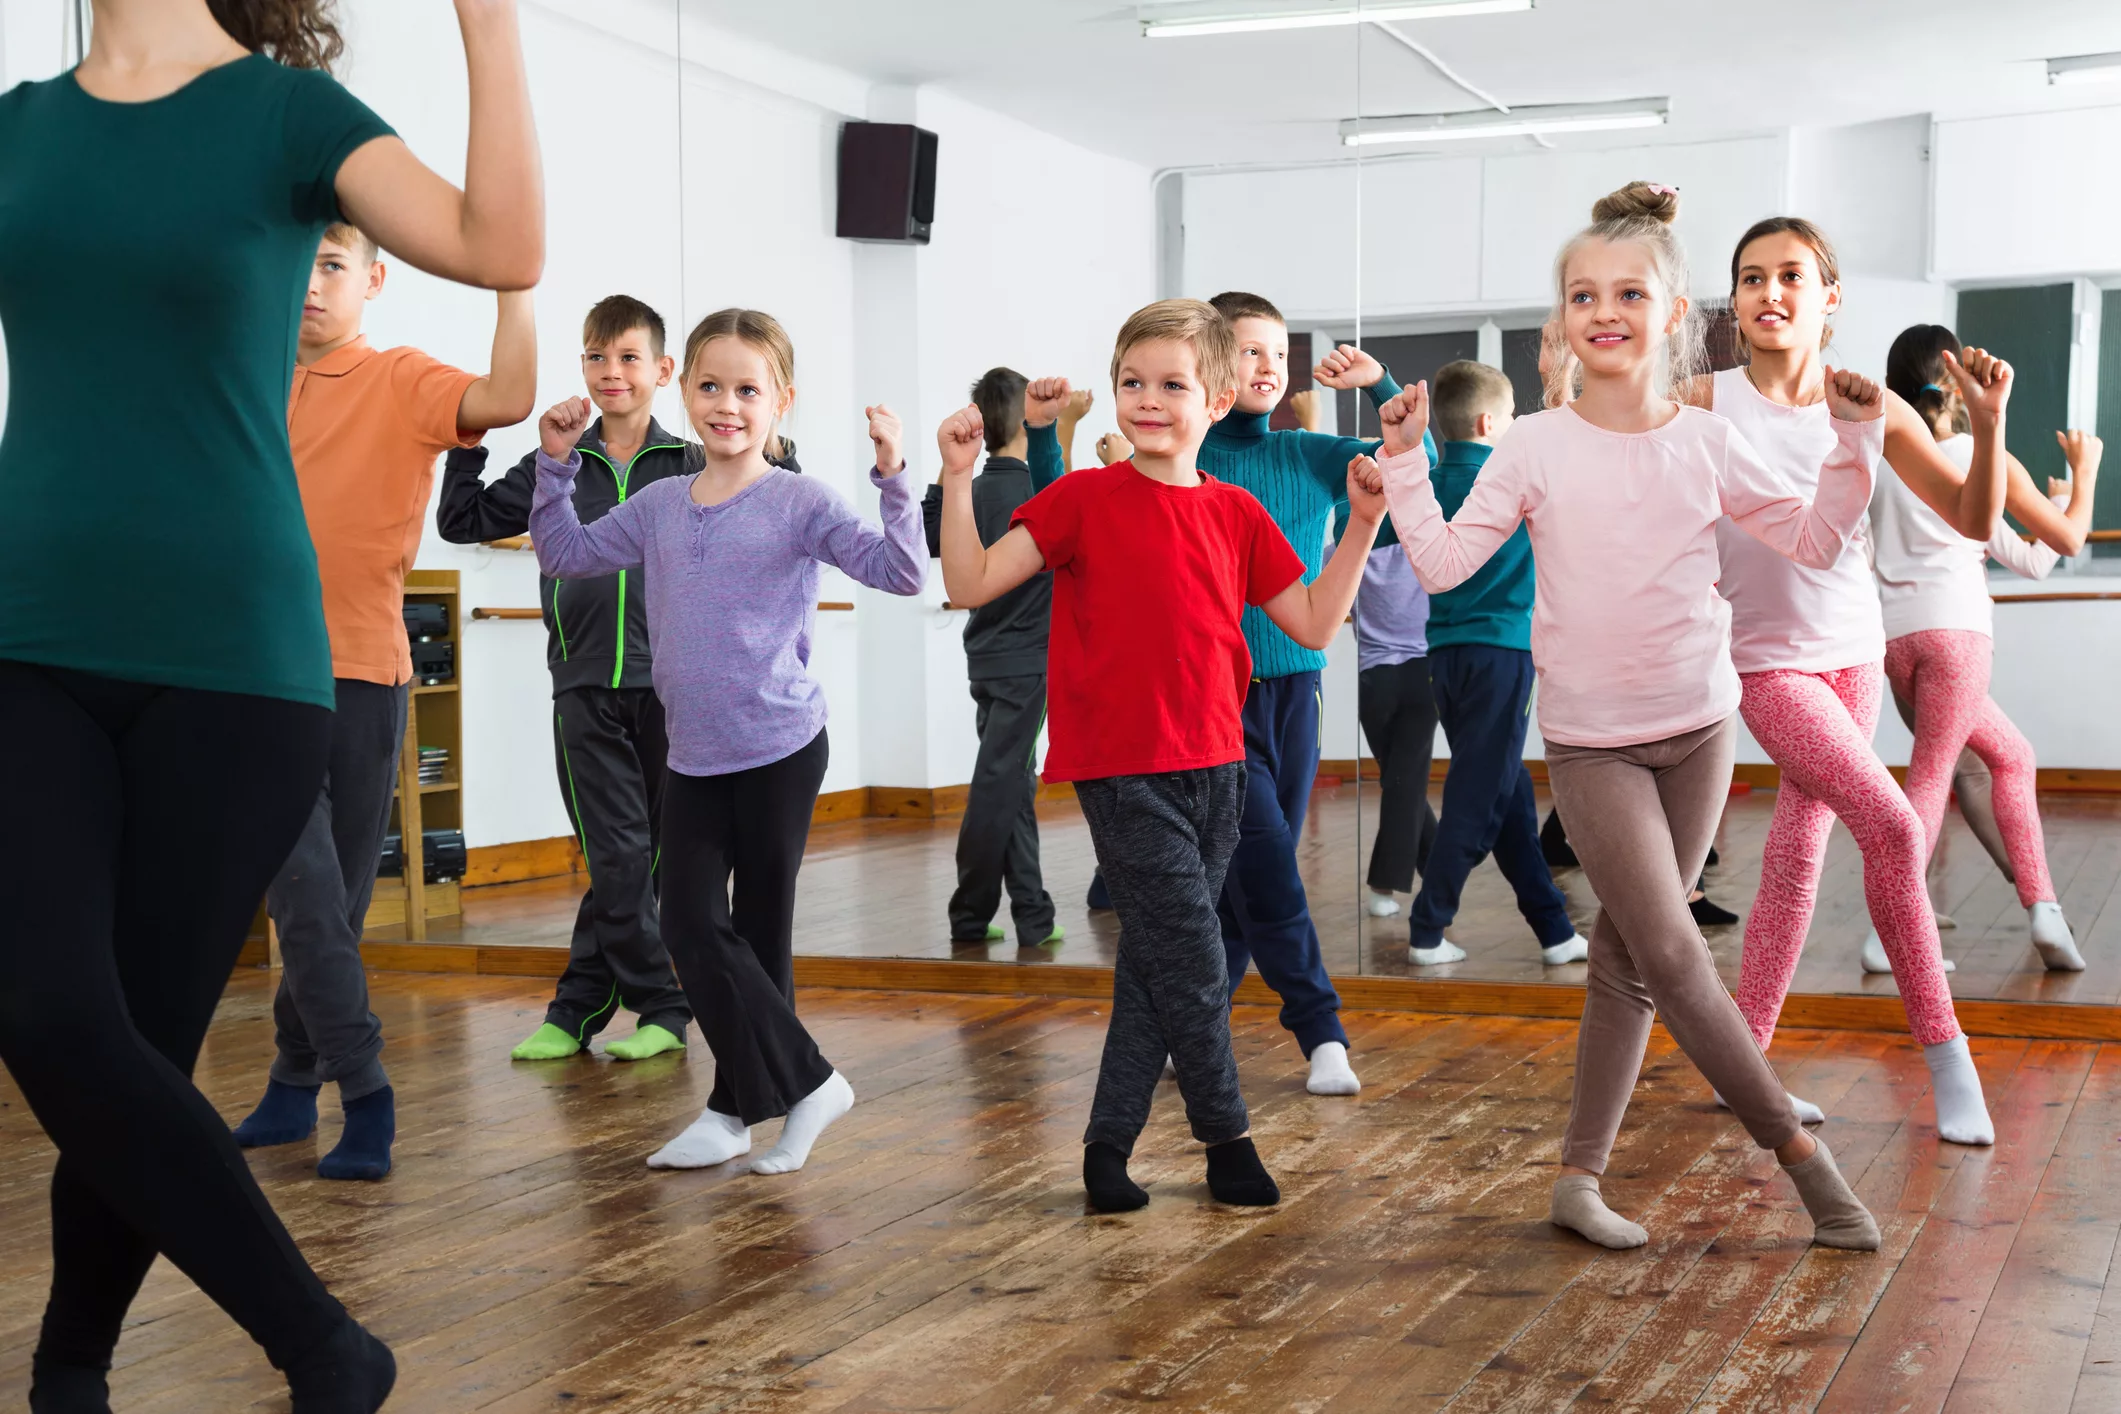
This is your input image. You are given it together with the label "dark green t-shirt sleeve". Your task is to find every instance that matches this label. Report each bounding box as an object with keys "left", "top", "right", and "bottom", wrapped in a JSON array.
[
  {"left": 280, "top": 66, "right": 397, "bottom": 226},
  {"left": 1026, "top": 421, "right": 1065, "bottom": 489},
  {"left": 1295, "top": 367, "right": 1409, "bottom": 497}
]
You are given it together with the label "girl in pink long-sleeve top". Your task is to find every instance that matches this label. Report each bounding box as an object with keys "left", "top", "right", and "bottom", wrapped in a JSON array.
[{"left": 1353, "top": 182, "right": 1886, "bottom": 1254}]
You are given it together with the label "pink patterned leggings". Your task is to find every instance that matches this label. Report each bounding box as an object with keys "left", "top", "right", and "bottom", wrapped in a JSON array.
[
  {"left": 1884, "top": 628, "right": 2053, "bottom": 909},
  {"left": 1733, "top": 663, "right": 1960, "bottom": 1048}
]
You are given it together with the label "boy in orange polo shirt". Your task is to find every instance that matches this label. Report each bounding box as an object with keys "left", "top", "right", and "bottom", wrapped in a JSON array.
[{"left": 230, "top": 223, "right": 536, "bottom": 1180}]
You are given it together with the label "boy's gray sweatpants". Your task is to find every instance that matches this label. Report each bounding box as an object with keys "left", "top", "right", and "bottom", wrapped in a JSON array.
[{"left": 1077, "top": 764, "right": 1250, "bottom": 1155}]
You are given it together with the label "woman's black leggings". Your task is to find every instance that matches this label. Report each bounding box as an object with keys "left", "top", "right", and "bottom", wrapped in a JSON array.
[
  {"left": 660, "top": 728, "right": 836, "bottom": 1126},
  {"left": 0, "top": 661, "right": 345, "bottom": 1372}
]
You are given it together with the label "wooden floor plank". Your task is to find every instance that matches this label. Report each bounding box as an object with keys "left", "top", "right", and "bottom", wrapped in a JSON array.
[{"left": 1, "top": 974, "right": 2116, "bottom": 1411}]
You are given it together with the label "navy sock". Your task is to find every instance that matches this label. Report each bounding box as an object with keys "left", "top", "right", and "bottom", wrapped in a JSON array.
[
  {"left": 285, "top": 1318, "right": 396, "bottom": 1414},
  {"left": 1083, "top": 1141, "right": 1148, "bottom": 1212},
  {"left": 29, "top": 1357, "right": 110, "bottom": 1414},
  {"left": 1205, "top": 1137, "right": 1280, "bottom": 1206},
  {"left": 318, "top": 1085, "right": 394, "bottom": 1182},
  {"left": 1086, "top": 871, "right": 1113, "bottom": 911},
  {"left": 231, "top": 1078, "right": 319, "bottom": 1148}
]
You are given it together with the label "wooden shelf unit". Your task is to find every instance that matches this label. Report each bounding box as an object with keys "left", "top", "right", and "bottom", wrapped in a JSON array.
[{"left": 364, "top": 568, "right": 464, "bottom": 939}]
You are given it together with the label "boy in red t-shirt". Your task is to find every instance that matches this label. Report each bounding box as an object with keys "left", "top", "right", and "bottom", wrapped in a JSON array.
[{"left": 936, "top": 299, "right": 1387, "bottom": 1212}]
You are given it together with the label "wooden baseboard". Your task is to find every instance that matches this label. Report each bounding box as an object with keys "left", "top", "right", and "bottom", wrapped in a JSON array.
[
  {"left": 299, "top": 943, "right": 2121, "bottom": 1042},
  {"left": 464, "top": 836, "right": 583, "bottom": 886}
]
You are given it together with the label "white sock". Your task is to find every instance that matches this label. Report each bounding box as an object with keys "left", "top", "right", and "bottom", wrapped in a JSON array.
[
  {"left": 1163, "top": 1054, "right": 1176, "bottom": 1080},
  {"left": 1306, "top": 1040, "right": 1360, "bottom": 1096},
  {"left": 2030, "top": 901, "right": 2085, "bottom": 971},
  {"left": 1541, "top": 933, "right": 1590, "bottom": 966},
  {"left": 1365, "top": 889, "right": 1402, "bottom": 918},
  {"left": 1924, "top": 1036, "right": 1994, "bottom": 1145},
  {"left": 1715, "top": 1089, "right": 1825, "bottom": 1124},
  {"left": 646, "top": 1106, "right": 750, "bottom": 1169},
  {"left": 751, "top": 1071, "right": 855, "bottom": 1174},
  {"left": 1860, "top": 928, "right": 1954, "bottom": 975},
  {"left": 1410, "top": 939, "right": 1467, "bottom": 966}
]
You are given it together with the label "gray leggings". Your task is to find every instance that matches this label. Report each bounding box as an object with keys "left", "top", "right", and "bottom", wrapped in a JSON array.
[
  {"left": 1077, "top": 765, "right": 1248, "bottom": 1155},
  {"left": 1546, "top": 717, "right": 1802, "bottom": 1173},
  {"left": 1891, "top": 685, "right": 2013, "bottom": 884}
]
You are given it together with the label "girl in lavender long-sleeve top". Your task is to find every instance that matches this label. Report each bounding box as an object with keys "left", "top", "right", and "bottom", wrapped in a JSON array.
[{"left": 530, "top": 308, "right": 925, "bottom": 1178}]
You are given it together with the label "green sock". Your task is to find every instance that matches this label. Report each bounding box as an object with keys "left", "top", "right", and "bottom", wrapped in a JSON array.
[
  {"left": 510, "top": 1022, "right": 582, "bottom": 1061},
  {"left": 984, "top": 924, "right": 1005, "bottom": 941},
  {"left": 1038, "top": 924, "right": 1065, "bottom": 946},
  {"left": 605, "top": 1023, "right": 686, "bottom": 1061}
]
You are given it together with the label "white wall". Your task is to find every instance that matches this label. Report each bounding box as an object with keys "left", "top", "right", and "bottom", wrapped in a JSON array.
[{"left": 1934, "top": 102, "right": 2121, "bottom": 281}]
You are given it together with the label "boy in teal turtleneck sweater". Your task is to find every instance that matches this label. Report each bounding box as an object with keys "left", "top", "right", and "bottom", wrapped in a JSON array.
[{"left": 1193, "top": 290, "right": 1417, "bottom": 1097}]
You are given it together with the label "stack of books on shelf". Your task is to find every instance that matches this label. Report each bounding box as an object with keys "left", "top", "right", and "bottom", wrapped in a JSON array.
[{"left": 417, "top": 745, "right": 449, "bottom": 786}]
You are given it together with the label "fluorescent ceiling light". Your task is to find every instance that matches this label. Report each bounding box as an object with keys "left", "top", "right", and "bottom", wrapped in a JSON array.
[
  {"left": 1340, "top": 98, "right": 1669, "bottom": 146},
  {"left": 1141, "top": 0, "right": 1530, "bottom": 40},
  {"left": 2047, "top": 51, "right": 2121, "bottom": 86}
]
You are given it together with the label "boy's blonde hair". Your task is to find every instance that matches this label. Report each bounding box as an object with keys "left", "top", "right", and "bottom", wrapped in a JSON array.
[
  {"left": 1547, "top": 181, "right": 1700, "bottom": 404},
  {"left": 681, "top": 308, "right": 797, "bottom": 460},
  {"left": 1110, "top": 299, "right": 1238, "bottom": 401},
  {"left": 323, "top": 221, "right": 377, "bottom": 266},
  {"left": 1432, "top": 360, "right": 1516, "bottom": 442}
]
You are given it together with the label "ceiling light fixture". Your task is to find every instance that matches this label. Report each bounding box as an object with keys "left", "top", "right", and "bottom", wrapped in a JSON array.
[
  {"left": 1339, "top": 97, "right": 1669, "bottom": 146},
  {"left": 1141, "top": 0, "right": 1530, "bottom": 40},
  {"left": 2047, "top": 51, "right": 2121, "bottom": 86}
]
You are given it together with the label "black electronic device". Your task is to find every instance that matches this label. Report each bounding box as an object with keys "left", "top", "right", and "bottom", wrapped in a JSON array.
[
  {"left": 377, "top": 828, "right": 467, "bottom": 884},
  {"left": 836, "top": 121, "right": 938, "bottom": 245},
  {"left": 410, "top": 640, "right": 455, "bottom": 685},
  {"left": 403, "top": 601, "right": 449, "bottom": 640}
]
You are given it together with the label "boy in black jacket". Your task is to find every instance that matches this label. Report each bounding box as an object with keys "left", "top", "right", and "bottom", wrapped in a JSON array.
[
  {"left": 920, "top": 368, "right": 1065, "bottom": 947},
  {"left": 437, "top": 295, "right": 698, "bottom": 1061}
]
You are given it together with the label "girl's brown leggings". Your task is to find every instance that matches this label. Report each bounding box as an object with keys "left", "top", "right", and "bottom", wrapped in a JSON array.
[{"left": 1545, "top": 716, "right": 1802, "bottom": 1172}]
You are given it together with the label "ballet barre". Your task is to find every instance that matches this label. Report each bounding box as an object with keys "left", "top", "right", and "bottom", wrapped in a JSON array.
[
  {"left": 470, "top": 603, "right": 858, "bottom": 619},
  {"left": 1991, "top": 591, "right": 2121, "bottom": 604}
]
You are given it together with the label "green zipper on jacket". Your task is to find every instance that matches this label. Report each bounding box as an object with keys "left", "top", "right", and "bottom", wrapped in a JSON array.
[{"left": 577, "top": 442, "right": 681, "bottom": 688}]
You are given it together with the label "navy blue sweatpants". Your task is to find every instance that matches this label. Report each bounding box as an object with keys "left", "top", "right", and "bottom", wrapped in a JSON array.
[
  {"left": 1406, "top": 645, "right": 1575, "bottom": 952},
  {"left": 1218, "top": 670, "right": 1347, "bottom": 1055}
]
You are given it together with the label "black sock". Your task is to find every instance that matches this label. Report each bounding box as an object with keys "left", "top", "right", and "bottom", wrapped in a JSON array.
[
  {"left": 1205, "top": 1137, "right": 1280, "bottom": 1206},
  {"left": 285, "top": 1318, "right": 396, "bottom": 1414},
  {"left": 1690, "top": 894, "right": 1740, "bottom": 927},
  {"left": 1083, "top": 1141, "right": 1148, "bottom": 1212},
  {"left": 1706, "top": 843, "right": 1721, "bottom": 868},
  {"left": 29, "top": 1357, "right": 110, "bottom": 1414}
]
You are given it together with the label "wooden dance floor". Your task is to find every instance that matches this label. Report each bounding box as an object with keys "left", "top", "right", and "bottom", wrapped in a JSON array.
[{"left": 2, "top": 974, "right": 2116, "bottom": 1410}]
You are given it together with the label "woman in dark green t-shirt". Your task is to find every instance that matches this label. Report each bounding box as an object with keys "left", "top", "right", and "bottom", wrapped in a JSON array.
[{"left": 0, "top": 2, "right": 541, "bottom": 1408}]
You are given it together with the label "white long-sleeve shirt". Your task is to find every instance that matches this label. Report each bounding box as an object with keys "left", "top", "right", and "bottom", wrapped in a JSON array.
[
  {"left": 1870, "top": 433, "right": 2062, "bottom": 639},
  {"left": 1381, "top": 402, "right": 1880, "bottom": 749}
]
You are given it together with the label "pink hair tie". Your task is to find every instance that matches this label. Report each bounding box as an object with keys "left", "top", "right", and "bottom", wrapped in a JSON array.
[{"left": 1646, "top": 183, "right": 1679, "bottom": 196}]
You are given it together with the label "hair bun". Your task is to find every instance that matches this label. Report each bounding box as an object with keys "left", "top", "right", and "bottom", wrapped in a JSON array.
[{"left": 1591, "top": 181, "right": 1680, "bottom": 226}]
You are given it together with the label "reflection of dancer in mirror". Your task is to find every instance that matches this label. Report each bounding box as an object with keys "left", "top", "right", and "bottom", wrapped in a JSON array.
[
  {"left": 1392, "top": 361, "right": 1586, "bottom": 970},
  {"left": 1709, "top": 220, "right": 2010, "bottom": 1147},
  {"left": 1185, "top": 290, "right": 1412, "bottom": 1097},
  {"left": 0, "top": 0, "right": 542, "bottom": 1404},
  {"left": 918, "top": 369, "right": 1065, "bottom": 948},
  {"left": 233, "top": 231, "right": 537, "bottom": 1181},
  {"left": 530, "top": 310, "right": 926, "bottom": 1176},
  {"left": 1342, "top": 500, "right": 1438, "bottom": 919},
  {"left": 1358, "top": 183, "right": 1884, "bottom": 1253},
  {"left": 941, "top": 301, "right": 1386, "bottom": 1210},
  {"left": 1870, "top": 324, "right": 2101, "bottom": 974},
  {"left": 1885, "top": 414, "right": 2095, "bottom": 928},
  {"left": 438, "top": 296, "right": 706, "bottom": 1065}
]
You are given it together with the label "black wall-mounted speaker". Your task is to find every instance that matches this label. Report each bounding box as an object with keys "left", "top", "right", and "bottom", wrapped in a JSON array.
[{"left": 836, "top": 121, "right": 939, "bottom": 245}]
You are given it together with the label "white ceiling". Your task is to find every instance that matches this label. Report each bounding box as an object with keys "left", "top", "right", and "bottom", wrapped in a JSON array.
[{"left": 687, "top": 0, "right": 2121, "bottom": 170}]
